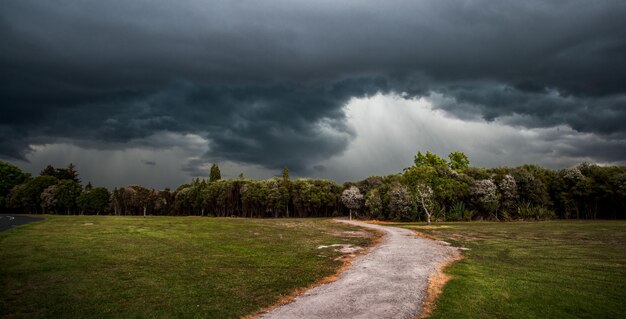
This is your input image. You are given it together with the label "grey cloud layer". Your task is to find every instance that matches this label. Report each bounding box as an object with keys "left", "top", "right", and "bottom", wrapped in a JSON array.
[{"left": 1, "top": 0, "right": 625, "bottom": 173}]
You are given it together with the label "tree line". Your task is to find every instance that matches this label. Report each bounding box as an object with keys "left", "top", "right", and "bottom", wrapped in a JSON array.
[{"left": 0, "top": 152, "right": 624, "bottom": 220}]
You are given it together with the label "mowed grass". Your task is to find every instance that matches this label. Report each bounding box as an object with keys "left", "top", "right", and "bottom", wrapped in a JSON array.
[
  {"left": 396, "top": 221, "right": 626, "bottom": 319},
  {"left": 0, "top": 216, "right": 376, "bottom": 319}
]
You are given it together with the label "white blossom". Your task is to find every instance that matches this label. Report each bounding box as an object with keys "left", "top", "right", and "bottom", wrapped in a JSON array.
[
  {"left": 341, "top": 186, "right": 363, "bottom": 220},
  {"left": 389, "top": 185, "right": 413, "bottom": 221},
  {"left": 471, "top": 179, "right": 499, "bottom": 214}
]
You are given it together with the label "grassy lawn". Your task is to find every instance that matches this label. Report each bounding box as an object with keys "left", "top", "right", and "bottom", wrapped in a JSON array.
[
  {"left": 0, "top": 216, "right": 376, "bottom": 319},
  {"left": 395, "top": 221, "right": 626, "bottom": 319}
]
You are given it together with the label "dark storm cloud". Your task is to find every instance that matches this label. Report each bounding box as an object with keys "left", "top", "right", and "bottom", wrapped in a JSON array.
[
  {"left": 142, "top": 160, "right": 157, "bottom": 166},
  {"left": 1, "top": 0, "right": 626, "bottom": 171},
  {"left": 429, "top": 83, "right": 626, "bottom": 135}
]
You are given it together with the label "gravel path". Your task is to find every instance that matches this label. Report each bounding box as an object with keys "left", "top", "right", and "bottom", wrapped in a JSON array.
[{"left": 260, "top": 219, "right": 459, "bottom": 319}]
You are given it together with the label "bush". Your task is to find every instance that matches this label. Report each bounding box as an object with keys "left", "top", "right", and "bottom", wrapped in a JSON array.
[
  {"left": 447, "top": 202, "right": 465, "bottom": 221},
  {"left": 463, "top": 210, "right": 475, "bottom": 221},
  {"left": 517, "top": 201, "right": 556, "bottom": 220}
]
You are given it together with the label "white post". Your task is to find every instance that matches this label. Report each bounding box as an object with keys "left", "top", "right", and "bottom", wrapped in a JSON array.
[{"left": 350, "top": 209, "right": 352, "bottom": 221}]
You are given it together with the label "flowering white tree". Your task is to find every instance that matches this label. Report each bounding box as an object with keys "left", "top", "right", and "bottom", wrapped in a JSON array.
[
  {"left": 471, "top": 179, "right": 500, "bottom": 219},
  {"left": 414, "top": 183, "right": 435, "bottom": 224},
  {"left": 498, "top": 174, "right": 518, "bottom": 214},
  {"left": 559, "top": 167, "right": 584, "bottom": 184},
  {"left": 341, "top": 186, "right": 363, "bottom": 220},
  {"left": 389, "top": 185, "right": 413, "bottom": 221},
  {"left": 40, "top": 185, "right": 59, "bottom": 214}
]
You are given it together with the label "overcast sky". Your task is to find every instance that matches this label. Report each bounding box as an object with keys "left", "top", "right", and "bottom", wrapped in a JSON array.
[{"left": 1, "top": 0, "right": 625, "bottom": 188}]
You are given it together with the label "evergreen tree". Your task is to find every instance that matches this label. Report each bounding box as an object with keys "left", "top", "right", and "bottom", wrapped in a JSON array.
[
  {"left": 209, "top": 163, "right": 221, "bottom": 182},
  {"left": 39, "top": 163, "right": 80, "bottom": 183},
  {"left": 40, "top": 165, "right": 56, "bottom": 177}
]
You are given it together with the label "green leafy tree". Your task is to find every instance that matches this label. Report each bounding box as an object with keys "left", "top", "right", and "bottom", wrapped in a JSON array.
[
  {"left": 241, "top": 180, "right": 270, "bottom": 217},
  {"left": 111, "top": 187, "right": 132, "bottom": 215},
  {"left": 448, "top": 151, "right": 470, "bottom": 170},
  {"left": 364, "top": 188, "right": 383, "bottom": 219},
  {"left": 40, "top": 165, "right": 56, "bottom": 177},
  {"left": 55, "top": 180, "right": 82, "bottom": 214},
  {"left": 209, "top": 163, "right": 221, "bottom": 182},
  {"left": 282, "top": 167, "right": 291, "bottom": 217},
  {"left": 7, "top": 175, "right": 58, "bottom": 213},
  {"left": 0, "top": 161, "right": 30, "bottom": 210},
  {"left": 127, "top": 185, "right": 154, "bottom": 217},
  {"left": 511, "top": 167, "right": 551, "bottom": 210},
  {"left": 403, "top": 165, "right": 471, "bottom": 215},
  {"left": 40, "top": 163, "right": 81, "bottom": 183},
  {"left": 414, "top": 151, "right": 448, "bottom": 168},
  {"left": 62, "top": 163, "right": 81, "bottom": 183},
  {"left": 77, "top": 187, "right": 110, "bottom": 215}
]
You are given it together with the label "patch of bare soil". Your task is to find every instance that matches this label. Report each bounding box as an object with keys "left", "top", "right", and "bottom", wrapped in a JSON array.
[{"left": 418, "top": 251, "right": 463, "bottom": 318}]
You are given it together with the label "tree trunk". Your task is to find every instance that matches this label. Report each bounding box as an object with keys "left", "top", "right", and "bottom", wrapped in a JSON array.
[
  {"left": 349, "top": 209, "right": 352, "bottom": 221},
  {"left": 419, "top": 195, "right": 431, "bottom": 225},
  {"left": 143, "top": 206, "right": 147, "bottom": 217}
]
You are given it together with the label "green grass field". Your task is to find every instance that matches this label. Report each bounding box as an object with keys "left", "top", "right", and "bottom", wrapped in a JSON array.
[
  {"left": 396, "top": 221, "right": 626, "bottom": 319},
  {"left": 0, "top": 216, "right": 376, "bottom": 319}
]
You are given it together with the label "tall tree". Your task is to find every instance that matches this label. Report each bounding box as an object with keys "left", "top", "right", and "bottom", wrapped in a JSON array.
[
  {"left": 471, "top": 179, "right": 500, "bottom": 220},
  {"left": 414, "top": 151, "right": 447, "bottom": 168},
  {"left": 389, "top": 184, "right": 414, "bottom": 221},
  {"left": 40, "top": 185, "right": 59, "bottom": 214},
  {"left": 414, "top": 183, "right": 435, "bottom": 224},
  {"left": 341, "top": 186, "right": 363, "bottom": 221},
  {"left": 0, "top": 161, "right": 30, "bottom": 210},
  {"left": 127, "top": 185, "right": 152, "bottom": 217},
  {"left": 448, "top": 151, "right": 470, "bottom": 170},
  {"left": 282, "top": 166, "right": 290, "bottom": 217},
  {"left": 209, "top": 163, "right": 221, "bottom": 182},
  {"left": 364, "top": 188, "right": 383, "bottom": 220},
  {"left": 57, "top": 163, "right": 81, "bottom": 183},
  {"left": 40, "top": 165, "right": 56, "bottom": 177},
  {"left": 7, "top": 175, "right": 58, "bottom": 214},
  {"left": 497, "top": 174, "right": 518, "bottom": 218},
  {"left": 39, "top": 163, "right": 81, "bottom": 183},
  {"left": 55, "top": 180, "right": 82, "bottom": 214},
  {"left": 77, "top": 187, "right": 110, "bottom": 215}
]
